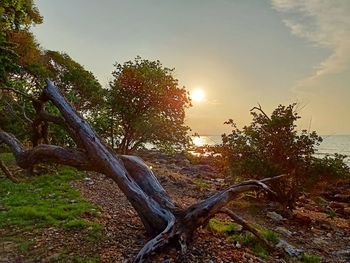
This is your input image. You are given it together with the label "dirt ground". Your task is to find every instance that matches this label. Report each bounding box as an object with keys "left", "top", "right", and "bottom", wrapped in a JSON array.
[{"left": 1, "top": 158, "right": 349, "bottom": 263}]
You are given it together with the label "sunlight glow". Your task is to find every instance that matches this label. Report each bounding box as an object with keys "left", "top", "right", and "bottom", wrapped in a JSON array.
[
  {"left": 191, "top": 88, "right": 205, "bottom": 102},
  {"left": 192, "top": 136, "right": 206, "bottom": 146}
]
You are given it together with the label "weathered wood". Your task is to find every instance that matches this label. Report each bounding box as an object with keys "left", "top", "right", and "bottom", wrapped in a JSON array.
[{"left": 43, "top": 80, "right": 173, "bottom": 234}]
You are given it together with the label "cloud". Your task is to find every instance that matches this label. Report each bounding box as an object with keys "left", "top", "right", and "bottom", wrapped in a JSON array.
[{"left": 271, "top": 0, "right": 350, "bottom": 88}]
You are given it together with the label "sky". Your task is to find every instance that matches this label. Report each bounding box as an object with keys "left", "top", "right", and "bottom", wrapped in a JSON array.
[{"left": 31, "top": 0, "right": 350, "bottom": 135}]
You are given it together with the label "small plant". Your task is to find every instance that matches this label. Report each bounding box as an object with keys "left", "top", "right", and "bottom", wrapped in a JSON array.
[
  {"left": 208, "top": 219, "right": 279, "bottom": 259},
  {"left": 260, "top": 228, "right": 279, "bottom": 245},
  {"left": 326, "top": 208, "right": 337, "bottom": 219},
  {"left": 193, "top": 178, "right": 210, "bottom": 189},
  {"left": 207, "top": 218, "right": 237, "bottom": 235},
  {"left": 301, "top": 253, "right": 321, "bottom": 263},
  {"left": 231, "top": 232, "right": 269, "bottom": 259}
]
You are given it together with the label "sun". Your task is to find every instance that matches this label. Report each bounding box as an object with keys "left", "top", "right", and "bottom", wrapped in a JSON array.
[{"left": 191, "top": 88, "right": 205, "bottom": 102}]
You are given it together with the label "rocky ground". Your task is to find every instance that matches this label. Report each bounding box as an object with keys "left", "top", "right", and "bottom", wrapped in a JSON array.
[{"left": 1, "top": 150, "right": 349, "bottom": 262}]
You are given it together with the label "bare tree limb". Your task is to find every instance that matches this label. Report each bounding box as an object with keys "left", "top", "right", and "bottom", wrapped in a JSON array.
[
  {"left": 0, "top": 160, "right": 18, "bottom": 182},
  {"left": 251, "top": 103, "right": 271, "bottom": 121},
  {"left": 219, "top": 208, "right": 275, "bottom": 251}
]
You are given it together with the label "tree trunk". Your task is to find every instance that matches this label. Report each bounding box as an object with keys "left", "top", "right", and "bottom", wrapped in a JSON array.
[{"left": 0, "top": 80, "right": 286, "bottom": 262}]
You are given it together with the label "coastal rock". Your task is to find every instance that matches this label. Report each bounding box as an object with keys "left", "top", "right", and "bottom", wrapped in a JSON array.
[
  {"left": 335, "top": 249, "right": 350, "bottom": 258},
  {"left": 312, "top": 237, "right": 328, "bottom": 246},
  {"left": 275, "top": 226, "right": 293, "bottom": 237},
  {"left": 267, "top": 211, "right": 284, "bottom": 221},
  {"left": 276, "top": 239, "right": 303, "bottom": 257}
]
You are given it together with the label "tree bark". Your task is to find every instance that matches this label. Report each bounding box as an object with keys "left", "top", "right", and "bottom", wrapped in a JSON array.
[{"left": 0, "top": 80, "right": 287, "bottom": 262}]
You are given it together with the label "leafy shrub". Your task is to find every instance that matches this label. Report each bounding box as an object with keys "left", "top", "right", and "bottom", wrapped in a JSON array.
[
  {"left": 310, "top": 154, "right": 350, "bottom": 178},
  {"left": 222, "top": 103, "right": 323, "bottom": 207}
]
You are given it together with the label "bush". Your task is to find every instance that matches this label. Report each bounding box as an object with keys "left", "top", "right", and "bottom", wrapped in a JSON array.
[
  {"left": 222, "top": 104, "right": 350, "bottom": 207},
  {"left": 222, "top": 103, "right": 323, "bottom": 208},
  {"left": 310, "top": 154, "right": 350, "bottom": 178}
]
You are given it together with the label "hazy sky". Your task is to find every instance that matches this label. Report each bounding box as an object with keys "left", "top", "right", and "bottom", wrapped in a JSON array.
[{"left": 32, "top": 0, "right": 350, "bottom": 135}]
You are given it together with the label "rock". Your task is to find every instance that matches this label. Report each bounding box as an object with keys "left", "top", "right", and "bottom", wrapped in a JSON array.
[
  {"left": 83, "top": 177, "right": 94, "bottom": 185},
  {"left": 267, "top": 211, "right": 284, "bottom": 221},
  {"left": 326, "top": 232, "right": 332, "bottom": 238},
  {"left": 312, "top": 237, "right": 328, "bottom": 246},
  {"left": 335, "top": 249, "right": 350, "bottom": 258},
  {"left": 334, "top": 194, "right": 350, "bottom": 202},
  {"left": 275, "top": 226, "right": 293, "bottom": 237},
  {"left": 234, "top": 241, "right": 241, "bottom": 249},
  {"left": 195, "top": 164, "right": 214, "bottom": 172},
  {"left": 276, "top": 239, "right": 303, "bottom": 257}
]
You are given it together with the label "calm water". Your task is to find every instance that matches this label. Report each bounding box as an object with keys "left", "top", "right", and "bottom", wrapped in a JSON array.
[{"left": 191, "top": 135, "right": 350, "bottom": 165}]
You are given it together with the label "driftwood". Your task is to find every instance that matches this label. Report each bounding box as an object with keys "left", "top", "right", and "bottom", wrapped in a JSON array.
[{"left": 0, "top": 80, "right": 286, "bottom": 262}]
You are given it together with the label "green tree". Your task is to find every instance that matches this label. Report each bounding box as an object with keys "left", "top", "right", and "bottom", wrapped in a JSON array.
[
  {"left": 0, "top": 1, "right": 104, "bottom": 146},
  {"left": 107, "top": 57, "right": 191, "bottom": 154},
  {"left": 222, "top": 103, "right": 322, "bottom": 207}
]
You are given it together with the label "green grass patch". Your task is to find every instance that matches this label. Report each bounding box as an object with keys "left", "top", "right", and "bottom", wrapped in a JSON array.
[
  {"left": 230, "top": 232, "right": 269, "bottom": 259},
  {"left": 208, "top": 218, "right": 279, "bottom": 259},
  {"left": 300, "top": 253, "right": 321, "bottom": 263},
  {"left": 0, "top": 152, "right": 15, "bottom": 164},
  {"left": 0, "top": 235, "right": 35, "bottom": 253},
  {"left": 193, "top": 178, "right": 210, "bottom": 189},
  {"left": 207, "top": 218, "right": 238, "bottom": 235},
  {"left": 0, "top": 166, "right": 101, "bottom": 233}
]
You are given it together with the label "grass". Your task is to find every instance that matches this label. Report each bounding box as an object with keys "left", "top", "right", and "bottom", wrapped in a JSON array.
[
  {"left": 0, "top": 156, "right": 103, "bottom": 259},
  {"left": 300, "top": 253, "right": 321, "bottom": 263},
  {"left": 0, "top": 166, "right": 100, "bottom": 230},
  {"left": 207, "top": 218, "right": 238, "bottom": 235},
  {"left": 0, "top": 153, "right": 103, "bottom": 252},
  {"left": 208, "top": 218, "right": 279, "bottom": 259},
  {"left": 326, "top": 208, "right": 337, "bottom": 219},
  {"left": 0, "top": 152, "right": 16, "bottom": 163},
  {"left": 193, "top": 178, "right": 210, "bottom": 189}
]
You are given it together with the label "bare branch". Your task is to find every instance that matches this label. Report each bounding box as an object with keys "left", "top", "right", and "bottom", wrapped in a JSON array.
[
  {"left": 219, "top": 208, "right": 275, "bottom": 251},
  {"left": 0, "top": 87, "right": 37, "bottom": 102},
  {"left": 0, "top": 160, "right": 18, "bottom": 182},
  {"left": 250, "top": 103, "right": 271, "bottom": 121},
  {"left": 0, "top": 130, "right": 94, "bottom": 172}
]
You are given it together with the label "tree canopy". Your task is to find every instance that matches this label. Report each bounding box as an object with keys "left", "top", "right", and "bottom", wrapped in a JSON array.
[{"left": 107, "top": 57, "right": 192, "bottom": 153}]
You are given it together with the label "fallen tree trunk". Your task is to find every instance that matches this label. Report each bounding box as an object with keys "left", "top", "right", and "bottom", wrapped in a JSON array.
[{"left": 0, "top": 80, "right": 286, "bottom": 262}]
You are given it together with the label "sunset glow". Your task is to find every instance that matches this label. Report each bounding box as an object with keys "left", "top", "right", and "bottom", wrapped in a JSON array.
[{"left": 191, "top": 88, "right": 205, "bottom": 102}]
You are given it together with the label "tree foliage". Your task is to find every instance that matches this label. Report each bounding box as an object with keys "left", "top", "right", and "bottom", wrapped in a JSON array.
[
  {"left": 107, "top": 57, "right": 191, "bottom": 153},
  {"left": 0, "top": 1, "right": 104, "bottom": 146},
  {"left": 222, "top": 103, "right": 323, "bottom": 206},
  {"left": 223, "top": 103, "right": 322, "bottom": 178}
]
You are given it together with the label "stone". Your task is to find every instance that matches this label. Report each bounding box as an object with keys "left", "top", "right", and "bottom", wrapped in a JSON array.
[
  {"left": 267, "top": 211, "right": 284, "bottom": 221},
  {"left": 83, "top": 177, "right": 94, "bottom": 185},
  {"left": 276, "top": 239, "right": 303, "bottom": 257},
  {"left": 275, "top": 226, "right": 293, "bottom": 237},
  {"left": 312, "top": 237, "right": 328, "bottom": 246},
  {"left": 335, "top": 249, "right": 350, "bottom": 258}
]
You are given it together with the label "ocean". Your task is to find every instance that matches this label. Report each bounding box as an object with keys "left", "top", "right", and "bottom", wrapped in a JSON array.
[{"left": 191, "top": 135, "right": 350, "bottom": 165}]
